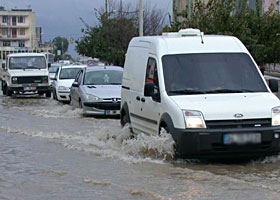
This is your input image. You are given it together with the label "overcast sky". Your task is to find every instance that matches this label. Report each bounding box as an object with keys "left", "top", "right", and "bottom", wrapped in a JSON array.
[{"left": 0, "top": 0, "right": 172, "bottom": 57}]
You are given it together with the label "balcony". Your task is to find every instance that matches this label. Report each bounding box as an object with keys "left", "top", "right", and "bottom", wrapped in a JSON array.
[{"left": 0, "top": 23, "right": 29, "bottom": 28}]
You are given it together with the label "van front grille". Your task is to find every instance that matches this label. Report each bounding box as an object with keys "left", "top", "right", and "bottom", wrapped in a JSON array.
[{"left": 205, "top": 118, "right": 271, "bottom": 129}]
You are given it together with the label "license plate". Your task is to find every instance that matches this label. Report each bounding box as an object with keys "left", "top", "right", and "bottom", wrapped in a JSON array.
[
  {"left": 223, "top": 133, "right": 261, "bottom": 145},
  {"left": 24, "top": 87, "right": 36, "bottom": 91},
  {"left": 104, "top": 110, "right": 120, "bottom": 115}
]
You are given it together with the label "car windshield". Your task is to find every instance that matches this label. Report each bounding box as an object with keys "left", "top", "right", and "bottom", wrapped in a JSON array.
[
  {"left": 9, "top": 56, "right": 46, "bottom": 70},
  {"left": 84, "top": 70, "right": 123, "bottom": 85},
  {"left": 162, "top": 53, "right": 267, "bottom": 95},
  {"left": 59, "top": 68, "right": 82, "bottom": 79},
  {"left": 49, "top": 64, "right": 60, "bottom": 73}
]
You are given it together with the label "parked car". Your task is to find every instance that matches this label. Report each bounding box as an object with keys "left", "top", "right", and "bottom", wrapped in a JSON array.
[
  {"left": 53, "top": 65, "right": 86, "bottom": 102},
  {"left": 49, "top": 63, "right": 61, "bottom": 86},
  {"left": 121, "top": 28, "right": 280, "bottom": 159},
  {"left": 70, "top": 66, "right": 123, "bottom": 116}
]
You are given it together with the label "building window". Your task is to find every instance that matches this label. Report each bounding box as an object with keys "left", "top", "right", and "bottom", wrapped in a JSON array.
[
  {"left": 18, "top": 16, "right": 25, "bottom": 23},
  {"left": 11, "top": 41, "right": 17, "bottom": 47},
  {"left": 2, "top": 16, "right": 8, "bottom": 23},
  {"left": 2, "top": 28, "right": 8, "bottom": 35},
  {"left": 19, "top": 41, "right": 25, "bottom": 47},
  {"left": 3, "top": 41, "right": 11, "bottom": 47},
  {"left": 19, "top": 28, "right": 25, "bottom": 35}
]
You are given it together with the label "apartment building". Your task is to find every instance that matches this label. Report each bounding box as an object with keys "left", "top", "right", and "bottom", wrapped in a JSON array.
[{"left": 0, "top": 7, "right": 52, "bottom": 60}]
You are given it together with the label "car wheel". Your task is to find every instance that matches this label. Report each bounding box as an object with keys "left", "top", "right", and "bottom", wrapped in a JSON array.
[
  {"left": 53, "top": 89, "right": 57, "bottom": 100},
  {"left": 79, "top": 99, "right": 83, "bottom": 108},
  {"left": 46, "top": 91, "right": 51, "bottom": 98}
]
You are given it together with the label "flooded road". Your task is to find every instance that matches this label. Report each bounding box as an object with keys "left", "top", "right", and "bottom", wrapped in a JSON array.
[{"left": 0, "top": 91, "right": 280, "bottom": 199}]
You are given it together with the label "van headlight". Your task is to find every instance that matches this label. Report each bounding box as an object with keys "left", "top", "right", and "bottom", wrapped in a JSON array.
[
  {"left": 272, "top": 107, "right": 280, "bottom": 126},
  {"left": 85, "top": 94, "right": 100, "bottom": 101},
  {"left": 183, "top": 110, "right": 206, "bottom": 128}
]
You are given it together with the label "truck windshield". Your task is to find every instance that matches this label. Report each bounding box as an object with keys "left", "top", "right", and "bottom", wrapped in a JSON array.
[
  {"left": 162, "top": 53, "right": 268, "bottom": 95},
  {"left": 9, "top": 56, "right": 46, "bottom": 70}
]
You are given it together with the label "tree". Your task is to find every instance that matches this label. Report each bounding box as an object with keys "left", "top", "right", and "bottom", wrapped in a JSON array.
[
  {"left": 170, "top": 0, "right": 280, "bottom": 66},
  {"left": 76, "top": 2, "right": 167, "bottom": 66},
  {"left": 53, "top": 36, "right": 69, "bottom": 60}
]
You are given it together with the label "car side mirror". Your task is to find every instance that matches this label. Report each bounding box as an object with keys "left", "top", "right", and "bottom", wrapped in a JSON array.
[
  {"left": 260, "top": 66, "right": 265, "bottom": 75},
  {"left": 48, "top": 63, "right": 51, "bottom": 68},
  {"left": 72, "top": 82, "right": 79, "bottom": 87},
  {"left": 2, "top": 63, "right": 6, "bottom": 70},
  {"left": 269, "top": 79, "right": 278, "bottom": 93}
]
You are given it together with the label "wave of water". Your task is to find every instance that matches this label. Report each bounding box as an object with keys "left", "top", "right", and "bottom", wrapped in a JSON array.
[{"left": 0, "top": 124, "right": 175, "bottom": 164}]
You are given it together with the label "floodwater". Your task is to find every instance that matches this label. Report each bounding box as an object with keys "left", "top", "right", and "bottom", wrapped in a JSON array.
[{"left": 0, "top": 91, "right": 280, "bottom": 200}]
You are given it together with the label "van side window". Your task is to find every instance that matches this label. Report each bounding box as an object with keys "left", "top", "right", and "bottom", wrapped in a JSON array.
[
  {"left": 145, "top": 58, "right": 160, "bottom": 99},
  {"left": 145, "top": 58, "right": 158, "bottom": 87}
]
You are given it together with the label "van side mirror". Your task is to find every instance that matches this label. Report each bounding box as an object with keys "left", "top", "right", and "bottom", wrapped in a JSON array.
[
  {"left": 269, "top": 79, "right": 278, "bottom": 93},
  {"left": 144, "top": 82, "right": 155, "bottom": 97},
  {"left": 72, "top": 82, "right": 79, "bottom": 87},
  {"left": 48, "top": 63, "right": 51, "bottom": 68},
  {"left": 2, "top": 63, "right": 6, "bottom": 70},
  {"left": 144, "top": 82, "right": 160, "bottom": 102}
]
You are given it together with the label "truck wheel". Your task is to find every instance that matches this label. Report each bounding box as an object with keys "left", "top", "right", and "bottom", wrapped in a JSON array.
[
  {"left": 6, "top": 87, "right": 12, "bottom": 96},
  {"left": 46, "top": 91, "right": 51, "bottom": 98},
  {"left": 2, "top": 82, "right": 7, "bottom": 95},
  {"left": 121, "top": 110, "right": 130, "bottom": 127}
]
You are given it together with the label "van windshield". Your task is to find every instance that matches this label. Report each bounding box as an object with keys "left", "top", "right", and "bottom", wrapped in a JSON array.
[
  {"left": 162, "top": 53, "right": 267, "bottom": 95},
  {"left": 9, "top": 56, "right": 46, "bottom": 70}
]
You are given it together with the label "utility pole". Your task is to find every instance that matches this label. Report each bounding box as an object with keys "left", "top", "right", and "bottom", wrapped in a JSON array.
[
  {"left": 105, "top": 0, "right": 108, "bottom": 14},
  {"left": 139, "top": 0, "right": 143, "bottom": 36}
]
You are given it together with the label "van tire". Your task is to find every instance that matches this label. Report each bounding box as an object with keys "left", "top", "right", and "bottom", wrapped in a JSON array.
[
  {"left": 159, "top": 123, "right": 179, "bottom": 159},
  {"left": 121, "top": 103, "right": 131, "bottom": 127}
]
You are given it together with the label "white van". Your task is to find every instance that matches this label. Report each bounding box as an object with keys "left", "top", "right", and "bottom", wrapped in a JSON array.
[
  {"left": 121, "top": 29, "right": 280, "bottom": 159},
  {"left": 1, "top": 53, "right": 51, "bottom": 97}
]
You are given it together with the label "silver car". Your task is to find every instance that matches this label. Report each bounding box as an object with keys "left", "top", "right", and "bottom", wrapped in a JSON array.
[{"left": 70, "top": 66, "right": 123, "bottom": 116}]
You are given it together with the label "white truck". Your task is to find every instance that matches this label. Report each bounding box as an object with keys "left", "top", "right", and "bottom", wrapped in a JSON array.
[{"left": 1, "top": 53, "right": 51, "bottom": 97}]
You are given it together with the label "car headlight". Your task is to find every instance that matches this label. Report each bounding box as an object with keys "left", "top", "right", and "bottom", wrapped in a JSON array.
[
  {"left": 183, "top": 110, "right": 206, "bottom": 128},
  {"left": 272, "top": 107, "right": 280, "bottom": 126},
  {"left": 85, "top": 94, "right": 100, "bottom": 101},
  {"left": 58, "top": 86, "right": 67, "bottom": 90}
]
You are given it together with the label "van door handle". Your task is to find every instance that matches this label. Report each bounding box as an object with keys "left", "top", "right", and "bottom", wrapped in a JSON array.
[
  {"left": 136, "top": 96, "right": 140, "bottom": 101},
  {"left": 141, "top": 98, "right": 145, "bottom": 102}
]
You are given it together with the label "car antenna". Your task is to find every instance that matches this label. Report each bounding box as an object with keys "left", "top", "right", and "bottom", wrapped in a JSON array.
[{"left": 200, "top": 32, "right": 204, "bottom": 44}]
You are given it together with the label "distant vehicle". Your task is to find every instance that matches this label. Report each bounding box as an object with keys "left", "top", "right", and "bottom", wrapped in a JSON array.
[
  {"left": 52, "top": 65, "right": 86, "bottom": 102},
  {"left": 121, "top": 28, "right": 280, "bottom": 159},
  {"left": 48, "top": 63, "right": 61, "bottom": 86},
  {"left": 1, "top": 53, "right": 51, "bottom": 97},
  {"left": 70, "top": 66, "right": 123, "bottom": 116},
  {"left": 58, "top": 60, "right": 71, "bottom": 66},
  {"left": 43, "top": 52, "right": 54, "bottom": 64}
]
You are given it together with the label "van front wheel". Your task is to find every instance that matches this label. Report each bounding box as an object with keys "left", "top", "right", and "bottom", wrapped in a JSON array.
[{"left": 159, "top": 124, "right": 178, "bottom": 159}]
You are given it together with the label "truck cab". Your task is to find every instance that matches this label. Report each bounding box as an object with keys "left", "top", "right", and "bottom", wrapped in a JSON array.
[{"left": 1, "top": 53, "right": 51, "bottom": 97}]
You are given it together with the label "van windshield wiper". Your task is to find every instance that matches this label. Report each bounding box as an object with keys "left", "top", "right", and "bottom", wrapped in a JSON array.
[
  {"left": 168, "top": 89, "right": 206, "bottom": 95},
  {"left": 204, "top": 89, "right": 254, "bottom": 94}
]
